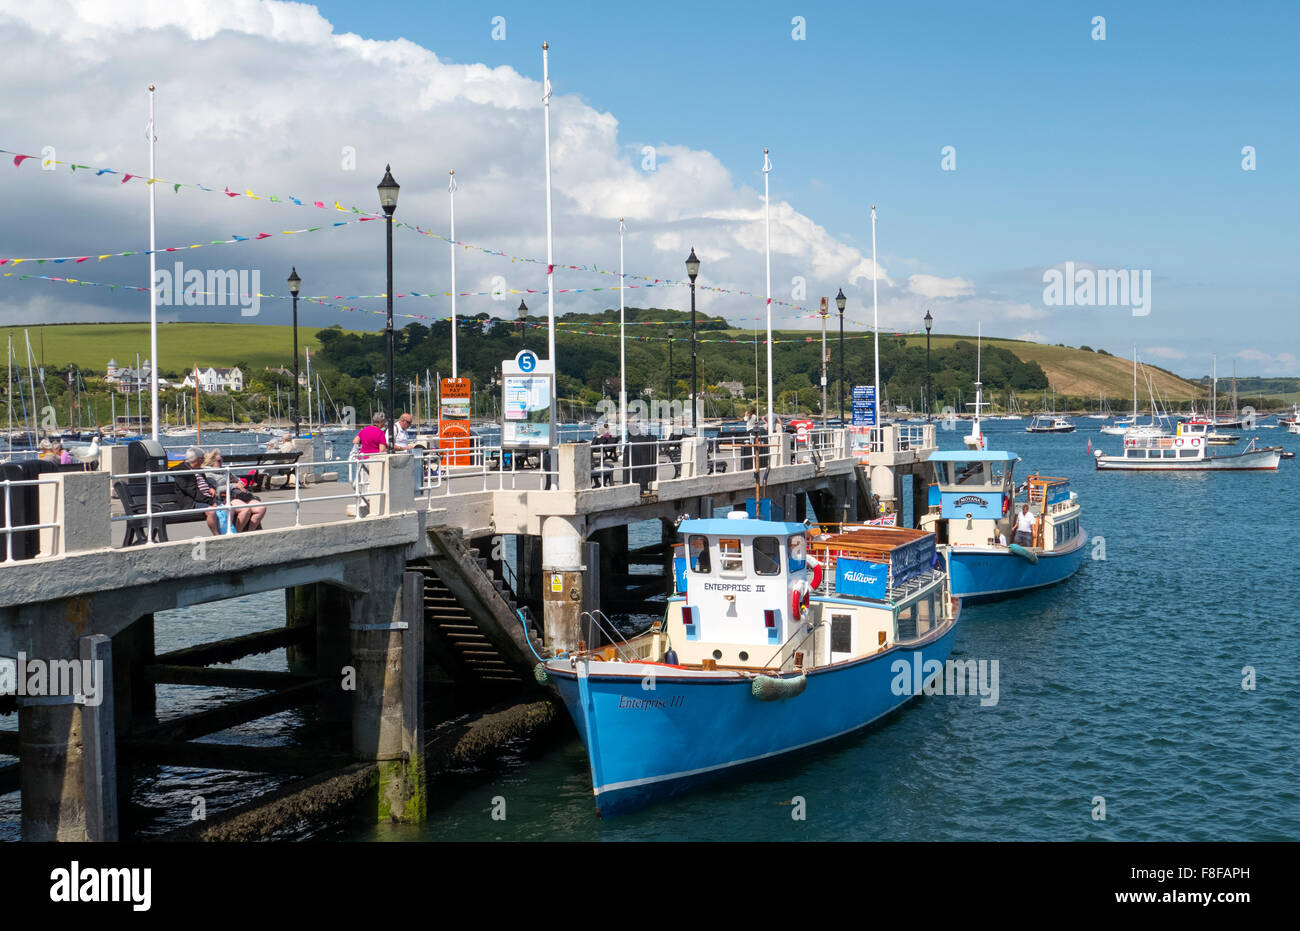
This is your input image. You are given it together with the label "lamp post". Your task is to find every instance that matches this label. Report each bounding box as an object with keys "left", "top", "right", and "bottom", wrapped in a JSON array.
[
  {"left": 924, "top": 309, "right": 933, "bottom": 423},
  {"left": 819, "top": 296, "right": 829, "bottom": 428},
  {"left": 667, "top": 326, "right": 674, "bottom": 400},
  {"left": 377, "top": 165, "right": 399, "bottom": 449},
  {"left": 517, "top": 299, "right": 528, "bottom": 348},
  {"left": 685, "top": 248, "right": 700, "bottom": 431},
  {"left": 288, "top": 267, "right": 301, "bottom": 437},
  {"left": 836, "top": 288, "right": 847, "bottom": 423}
]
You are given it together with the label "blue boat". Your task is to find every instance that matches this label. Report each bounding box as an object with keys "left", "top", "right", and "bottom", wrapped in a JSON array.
[
  {"left": 541, "top": 512, "right": 959, "bottom": 816},
  {"left": 920, "top": 450, "right": 1086, "bottom": 600}
]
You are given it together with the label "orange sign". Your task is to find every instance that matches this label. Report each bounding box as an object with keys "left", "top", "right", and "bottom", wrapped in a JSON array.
[{"left": 440, "top": 377, "right": 472, "bottom": 465}]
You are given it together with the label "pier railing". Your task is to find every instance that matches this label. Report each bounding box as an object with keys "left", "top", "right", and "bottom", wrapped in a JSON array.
[
  {"left": 1, "top": 475, "right": 65, "bottom": 563},
  {"left": 851, "top": 423, "right": 936, "bottom": 456},
  {"left": 107, "top": 458, "right": 390, "bottom": 546}
]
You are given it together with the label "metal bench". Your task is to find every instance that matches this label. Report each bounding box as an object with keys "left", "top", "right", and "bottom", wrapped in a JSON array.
[
  {"left": 113, "top": 479, "right": 207, "bottom": 546},
  {"left": 220, "top": 451, "right": 303, "bottom": 490}
]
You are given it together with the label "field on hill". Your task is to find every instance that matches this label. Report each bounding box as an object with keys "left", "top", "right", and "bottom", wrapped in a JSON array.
[
  {"left": 896, "top": 334, "right": 1202, "bottom": 403},
  {"left": 0, "top": 322, "right": 350, "bottom": 376}
]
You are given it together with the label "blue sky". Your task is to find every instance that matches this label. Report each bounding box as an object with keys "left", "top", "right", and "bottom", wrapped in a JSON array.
[{"left": 1, "top": 0, "right": 1296, "bottom": 377}]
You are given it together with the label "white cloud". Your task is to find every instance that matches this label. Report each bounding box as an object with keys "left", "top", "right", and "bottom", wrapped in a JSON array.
[
  {"left": 1016, "top": 330, "right": 1046, "bottom": 343},
  {"left": 0, "top": 0, "right": 895, "bottom": 336},
  {"left": 1145, "top": 346, "right": 1186, "bottom": 360},
  {"left": 907, "top": 274, "right": 973, "bottom": 299}
]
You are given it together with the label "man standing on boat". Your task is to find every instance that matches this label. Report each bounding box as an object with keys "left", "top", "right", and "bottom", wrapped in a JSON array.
[{"left": 1013, "top": 503, "right": 1036, "bottom": 547}]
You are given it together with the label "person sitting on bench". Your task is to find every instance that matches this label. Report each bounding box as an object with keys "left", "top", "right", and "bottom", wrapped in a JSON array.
[
  {"left": 171, "top": 446, "right": 220, "bottom": 535},
  {"left": 204, "top": 449, "right": 266, "bottom": 531}
]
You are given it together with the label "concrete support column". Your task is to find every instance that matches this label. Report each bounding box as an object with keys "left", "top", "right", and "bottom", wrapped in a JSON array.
[
  {"left": 18, "top": 601, "right": 88, "bottom": 841},
  {"left": 541, "top": 515, "right": 586, "bottom": 654},
  {"left": 557, "top": 443, "right": 591, "bottom": 492},
  {"left": 350, "top": 554, "right": 426, "bottom": 823},
  {"left": 870, "top": 464, "right": 899, "bottom": 515},
  {"left": 41, "top": 471, "right": 110, "bottom": 557}
]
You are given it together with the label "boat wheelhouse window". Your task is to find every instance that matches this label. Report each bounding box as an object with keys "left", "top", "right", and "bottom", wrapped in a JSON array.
[
  {"left": 788, "top": 534, "right": 806, "bottom": 571},
  {"left": 719, "top": 538, "right": 744, "bottom": 573},
  {"left": 753, "top": 536, "right": 781, "bottom": 576},
  {"left": 688, "top": 535, "right": 711, "bottom": 573},
  {"left": 954, "top": 461, "right": 986, "bottom": 485},
  {"left": 914, "top": 591, "right": 938, "bottom": 636}
]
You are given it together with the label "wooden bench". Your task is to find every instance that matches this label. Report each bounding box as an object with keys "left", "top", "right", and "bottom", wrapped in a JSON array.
[
  {"left": 220, "top": 451, "right": 303, "bottom": 490},
  {"left": 113, "top": 479, "right": 208, "bottom": 546}
]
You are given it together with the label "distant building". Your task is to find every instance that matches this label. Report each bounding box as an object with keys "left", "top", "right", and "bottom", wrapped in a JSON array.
[
  {"left": 179, "top": 366, "right": 244, "bottom": 394},
  {"left": 717, "top": 381, "right": 746, "bottom": 398},
  {"left": 265, "top": 365, "right": 308, "bottom": 387}
]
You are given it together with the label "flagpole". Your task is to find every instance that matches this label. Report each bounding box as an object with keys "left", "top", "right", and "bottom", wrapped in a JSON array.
[
  {"left": 147, "top": 83, "right": 159, "bottom": 441},
  {"left": 763, "top": 148, "right": 773, "bottom": 434},
  {"left": 618, "top": 217, "right": 627, "bottom": 445},
  {"left": 448, "top": 169, "right": 458, "bottom": 379},
  {"left": 871, "top": 205, "right": 880, "bottom": 428},
  {"left": 542, "top": 42, "right": 558, "bottom": 446}
]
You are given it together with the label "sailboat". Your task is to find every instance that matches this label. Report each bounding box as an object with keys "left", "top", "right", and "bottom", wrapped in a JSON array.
[
  {"left": 999, "top": 390, "right": 1024, "bottom": 421},
  {"left": 1101, "top": 347, "right": 1142, "bottom": 435}
]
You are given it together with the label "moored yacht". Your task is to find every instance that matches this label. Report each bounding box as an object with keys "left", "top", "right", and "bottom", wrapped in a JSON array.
[{"left": 1093, "top": 419, "right": 1282, "bottom": 471}]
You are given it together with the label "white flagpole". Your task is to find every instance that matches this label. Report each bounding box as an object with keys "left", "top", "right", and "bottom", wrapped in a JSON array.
[
  {"left": 147, "top": 84, "right": 159, "bottom": 441},
  {"left": 763, "top": 148, "right": 774, "bottom": 434},
  {"left": 448, "top": 169, "right": 458, "bottom": 379},
  {"left": 871, "top": 205, "right": 880, "bottom": 428},
  {"left": 619, "top": 217, "right": 627, "bottom": 445},
  {"left": 542, "top": 42, "right": 558, "bottom": 441}
]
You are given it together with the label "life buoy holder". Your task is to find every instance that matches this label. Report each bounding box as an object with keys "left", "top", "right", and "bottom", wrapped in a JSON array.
[
  {"left": 790, "top": 581, "right": 811, "bottom": 620},
  {"left": 805, "top": 554, "right": 823, "bottom": 590},
  {"left": 1002, "top": 493, "right": 1010, "bottom": 516},
  {"left": 1175, "top": 438, "right": 1184, "bottom": 447}
]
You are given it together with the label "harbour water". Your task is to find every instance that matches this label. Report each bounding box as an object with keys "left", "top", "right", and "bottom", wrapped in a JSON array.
[
  {"left": 361, "top": 419, "right": 1300, "bottom": 841},
  {"left": 3, "top": 419, "right": 1296, "bottom": 841}
]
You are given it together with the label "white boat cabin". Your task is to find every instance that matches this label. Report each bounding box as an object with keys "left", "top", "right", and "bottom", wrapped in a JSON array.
[
  {"left": 920, "top": 450, "right": 1081, "bottom": 553},
  {"left": 654, "top": 513, "right": 951, "bottom": 672}
]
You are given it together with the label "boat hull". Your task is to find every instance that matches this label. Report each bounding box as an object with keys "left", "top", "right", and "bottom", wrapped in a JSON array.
[
  {"left": 1094, "top": 448, "right": 1281, "bottom": 471},
  {"left": 945, "top": 530, "right": 1087, "bottom": 600},
  {"left": 546, "top": 619, "right": 958, "bottom": 816}
]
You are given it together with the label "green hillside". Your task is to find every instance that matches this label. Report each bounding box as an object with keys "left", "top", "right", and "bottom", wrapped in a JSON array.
[{"left": 0, "top": 322, "right": 346, "bottom": 378}]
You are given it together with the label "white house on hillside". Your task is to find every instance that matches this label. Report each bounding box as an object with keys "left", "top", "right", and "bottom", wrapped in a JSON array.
[{"left": 180, "top": 366, "right": 244, "bottom": 394}]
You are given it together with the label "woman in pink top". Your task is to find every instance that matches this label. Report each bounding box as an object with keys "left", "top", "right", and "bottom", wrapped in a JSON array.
[{"left": 355, "top": 412, "right": 389, "bottom": 458}]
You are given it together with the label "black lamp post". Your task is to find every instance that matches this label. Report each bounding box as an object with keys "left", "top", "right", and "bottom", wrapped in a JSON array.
[
  {"left": 377, "top": 165, "right": 399, "bottom": 449},
  {"left": 517, "top": 299, "right": 528, "bottom": 348},
  {"left": 667, "top": 326, "right": 674, "bottom": 398},
  {"left": 924, "top": 309, "right": 933, "bottom": 423},
  {"left": 288, "top": 267, "right": 301, "bottom": 437},
  {"left": 685, "top": 248, "right": 700, "bottom": 431},
  {"left": 836, "top": 288, "right": 847, "bottom": 422}
]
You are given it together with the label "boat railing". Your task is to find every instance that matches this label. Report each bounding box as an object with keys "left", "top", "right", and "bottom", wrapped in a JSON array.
[
  {"left": 579, "top": 609, "right": 636, "bottom": 662},
  {"left": 761, "top": 618, "right": 819, "bottom": 673}
]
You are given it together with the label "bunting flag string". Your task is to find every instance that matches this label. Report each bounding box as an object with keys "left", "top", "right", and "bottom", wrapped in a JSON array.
[
  {"left": 3, "top": 144, "right": 859, "bottom": 321},
  {"left": 0, "top": 146, "right": 383, "bottom": 217},
  {"left": 0, "top": 217, "right": 372, "bottom": 267}
]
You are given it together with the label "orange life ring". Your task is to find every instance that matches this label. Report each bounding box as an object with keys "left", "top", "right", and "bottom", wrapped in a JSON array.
[
  {"left": 790, "top": 585, "right": 810, "bottom": 620},
  {"left": 806, "top": 554, "right": 823, "bottom": 590}
]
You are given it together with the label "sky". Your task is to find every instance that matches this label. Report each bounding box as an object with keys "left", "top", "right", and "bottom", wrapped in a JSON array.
[{"left": 0, "top": 0, "right": 1296, "bottom": 378}]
